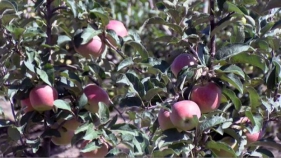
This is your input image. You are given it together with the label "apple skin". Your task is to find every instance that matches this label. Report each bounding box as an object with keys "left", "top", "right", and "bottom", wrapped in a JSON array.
[
  {"left": 29, "top": 85, "right": 58, "bottom": 112},
  {"left": 190, "top": 82, "right": 222, "bottom": 113},
  {"left": 80, "top": 140, "right": 109, "bottom": 158},
  {"left": 83, "top": 84, "right": 110, "bottom": 114},
  {"left": 170, "top": 100, "right": 201, "bottom": 131},
  {"left": 158, "top": 108, "right": 175, "bottom": 131},
  {"left": 105, "top": 20, "right": 128, "bottom": 38},
  {"left": 233, "top": 117, "right": 264, "bottom": 143},
  {"left": 20, "top": 98, "right": 34, "bottom": 113},
  {"left": 74, "top": 36, "right": 105, "bottom": 59},
  {"left": 56, "top": 118, "right": 81, "bottom": 131},
  {"left": 51, "top": 128, "right": 75, "bottom": 145},
  {"left": 170, "top": 53, "right": 197, "bottom": 77}
]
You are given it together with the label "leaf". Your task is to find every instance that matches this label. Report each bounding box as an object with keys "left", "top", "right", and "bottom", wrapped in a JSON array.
[
  {"left": 53, "top": 99, "right": 72, "bottom": 112},
  {"left": 65, "top": 0, "right": 77, "bottom": 18},
  {"left": 215, "top": 44, "right": 252, "bottom": 60},
  {"left": 222, "top": 87, "right": 242, "bottom": 111},
  {"left": 110, "top": 123, "right": 138, "bottom": 136},
  {"left": 0, "top": 0, "right": 16, "bottom": 13},
  {"left": 245, "top": 86, "right": 261, "bottom": 110},
  {"left": 223, "top": 1, "right": 245, "bottom": 14},
  {"left": 80, "top": 141, "right": 100, "bottom": 153},
  {"left": 78, "top": 93, "right": 88, "bottom": 108},
  {"left": 117, "top": 57, "right": 134, "bottom": 71},
  {"left": 83, "top": 124, "right": 102, "bottom": 140},
  {"left": 57, "top": 35, "right": 71, "bottom": 45},
  {"left": 8, "top": 126, "right": 21, "bottom": 141},
  {"left": 220, "top": 73, "right": 243, "bottom": 94},
  {"left": 199, "top": 116, "right": 227, "bottom": 132},
  {"left": 88, "top": 63, "right": 106, "bottom": 80},
  {"left": 36, "top": 68, "right": 52, "bottom": 86},
  {"left": 126, "top": 41, "right": 148, "bottom": 61},
  {"left": 141, "top": 17, "right": 182, "bottom": 34},
  {"left": 81, "top": 26, "right": 102, "bottom": 45},
  {"left": 218, "top": 64, "right": 245, "bottom": 79},
  {"left": 230, "top": 52, "right": 268, "bottom": 72},
  {"left": 89, "top": 8, "right": 109, "bottom": 27},
  {"left": 143, "top": 88, "right": 165, "bottom": 101},
  {"left": 98, "top": 102, "right": 110, "bottom": 124},
  {"left": 207, "top": 140, "right": 236, "bottom": 157}
]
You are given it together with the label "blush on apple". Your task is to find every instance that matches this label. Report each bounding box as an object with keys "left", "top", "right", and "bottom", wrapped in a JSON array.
[
  {"left": 190, "top": 82, "right": 222, "bottom": 113},
  {"left": 158, "top": 108, "right": 175, "bottom": 131},
  {"left": 29, "top": 85, "right": 58, "bottom": 112},
  {"left": 105, "top": 20, "right": 128, "bottom": 47},
  {"left": 170, "top": 100, "right": 201, "bottom": 131},
  {"left": 83, "top": 84, "right": 110, "bottom": 114},
  {"left": 170, "top": 53, "right": 197, "bottom": 77},
  {"left": 20, "top": 98, "right": 34, "bottom": 113}
]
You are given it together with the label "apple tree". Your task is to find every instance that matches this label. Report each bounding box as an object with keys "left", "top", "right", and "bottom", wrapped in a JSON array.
[{"left": 0, "top": 0, "right": 281, "bottom": 157}]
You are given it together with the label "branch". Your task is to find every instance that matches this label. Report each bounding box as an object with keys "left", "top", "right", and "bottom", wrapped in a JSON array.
[{"left": 209, "top": 0, "right": 216, "bottom": 57}]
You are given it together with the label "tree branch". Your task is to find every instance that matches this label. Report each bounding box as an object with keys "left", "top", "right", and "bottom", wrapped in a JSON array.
[{"left": 209, "top": 0, "right": 216, "bottom": 57}]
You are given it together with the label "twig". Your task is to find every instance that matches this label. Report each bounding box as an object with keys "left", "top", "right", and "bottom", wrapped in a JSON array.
[{"left": 209, "top": 0, "right": 216, "bottom": 57}]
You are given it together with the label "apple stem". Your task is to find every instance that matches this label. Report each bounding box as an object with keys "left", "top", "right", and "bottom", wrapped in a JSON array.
[{"left": 209, "top": 0, "right": 216, "bottom": 58}]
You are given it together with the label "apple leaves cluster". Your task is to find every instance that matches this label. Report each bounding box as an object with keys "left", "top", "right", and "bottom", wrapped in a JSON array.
[{"left": 0, "top": 0, "right": 281, "bottom": 157}]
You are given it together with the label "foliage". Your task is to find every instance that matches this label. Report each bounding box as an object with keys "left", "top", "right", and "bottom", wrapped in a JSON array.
[{"left": 0, "top": 0, "right": 281, "bottom": 157}]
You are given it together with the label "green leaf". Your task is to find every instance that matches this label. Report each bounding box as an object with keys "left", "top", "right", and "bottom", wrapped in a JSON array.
[
  {"left": 65, "top": 0, "right": 77, "bottom": 18},
  {"left": 54, "top": 99, "right": 72, "bottom": 112},
  {"left": 81, "top": 26, "right": 102, "bottom": 45},
  {"left": 141, "top": 17, "right": 182, "bottom": 34},
  {"left": 223, "top": 1, "right": 245, "bottom": 14},
  {"left": 80, "top": 141, "right": 100, "bottom": 153},
  {"left": 83, "top": 124, "right": 102, "bottom": 141},
  {"left": 126, "top": 41, "right": 149, "bottom": 61},
  {"left": 242, "top": 0, "right": 257, "bottom": 5},
  {"left": 88, "top": 63, "right": 106, "bottom": 80},
  {"left": 57, "top": 35, "right": 71, "bottom": 45},
  {"left": 98, "top": 102, "right": 110, "bottom": 124},
  {"left": 8, "top": 126, "right": 21, "bottom": 141},
  {"left": 245, "top": 86, "right": 260, "bottom": 110},
  {"left": 117, "top": 57, "right": 134, "bottom": 71},
  {"left": 90, "top": 8, "right": 109, "bottom": 27},
  {"left": 230, "top": 52, "right": 268, "bottom": 72},
  {"left": 215, "top": 44, "right": 252, "bottom": 60},
  {"left": 207, "top": 139, "right": 236, "bottom": 157},
  {"left": 0, "top": 0, "right": 16, "bottom": 13},
  {"left": 199, "top": 116, "right": 227, "bottom": 132},
  {"left": 35, "top": 68, "right": 52, "bottom": 86},
  {"left": 222, "top": 87, "right": 242, "bottom": 111},
  {"left": 220, "top": 73, "right": 243, "bottom": 94},
  {"left": 110, "top": 123, "right": 138, "bottom": 136},
  {"left": 78, "top": 93, "right": 88, "bottom": 108},
  {"left": 218, "top": 64, "right": 245, "bottom": 79},
  {"left": 143, "top": 88, "right": 165, "bottom": 101},
  {"left": 245, "top": 112, "right": 263, "bottom": 133}
]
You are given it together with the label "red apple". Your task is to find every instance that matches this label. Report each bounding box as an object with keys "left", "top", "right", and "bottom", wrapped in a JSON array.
[
  {"left": 29, "top": 85, "right": 58, "bottom": 112},
  {"left": 190, "top": 82, "right": 222, "bottom": 113},
  {"left": 170, "top": 53, "right": 197, "bottom": 77},
  {"left": 51, "top": 127, "right": 75, "bottom": 145},
  {"left": 83, "top": 84, "right": 110, "bottom": 114},
  {"left": 80, "top": 140, "right": 109, "bottom": 158},
  {"left": 105, "top": 20, "right": 128, "bottom": 37},
  {"left": 170, "top": 100, "right": 201, "bottom": 131},
  {"left": 20, "top": 98, "right": 34, "bottom": 113},
  {"left": 158, "top": 108, "right": 175, "bottom": 130},
  {"left": 74, "top": 35, "right": 105, "bottom": 59}
]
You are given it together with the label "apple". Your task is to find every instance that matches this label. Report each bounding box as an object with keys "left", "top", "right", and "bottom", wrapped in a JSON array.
[
  {"left": 74, "top": 35, "right": 105, "bottom": 59},
  {"left": 233, "top": 117, "right": 263, "bottom": 143},
  {"left": 51, "top": 127, "right": 75, "bottom": 145},
  {"left": 20, "top": 98, "right": 34, "bottom": 113},
  {"left": 170, "top": 53, "right": 197, "bottom": 77},
  {"left": 190, "top": 82, "right": 222, "bottom": 113},
  {"left": 56, "top": 117, "right": 81, "bottom": 131},
  {"left": 80, "top": 140, "right": 109, "bottom": 158},
  {"left": 158, "top": 108, "right": 175, "bottom": 130},
  {"left": 211, "top": 136, "right": 237, "bottom": 157},
  {"left": 105, "top": 20, "right": 128, "bottom": 47},
  {"left": 83, "top": 84, "right": 110, "bottom": 114},
  {"left": 170, "top": 100, "right": 201, "bottom": 131},
  {"left": 29, "top": 85, "right": 58, "bottom": 112}
]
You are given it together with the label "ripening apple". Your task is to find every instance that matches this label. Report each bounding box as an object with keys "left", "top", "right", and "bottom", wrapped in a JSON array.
[
  {"left": 83, "top": 84, "right": 110, "bottom": 114},
  {"left": 170, "top": 100, "right": 201, "bottom": 131},
  {"left": 29, "top": 85, "right": 58, "bottom": 112},
  {"left": 105, "top": 20, "right": 128, "bottom": 47},
  {"left": 74, "top": 35, "right": 105, "bottom": 59},
  {"left": 211, "top": 136, "right": 238, "bottom": 157},
  {"left": 80, "top": 140, "right": 109, "bottom": 158},
  {"left": 51, "top": 127, "right": 75, "bottom": 145},
  {"left": 20, "top": 98, "right": 34, "bottom": 113},
  {"left": 233, "top": 117, "right": 264, "bottom": 143},
  {"left": 158, "top": 108, "right": 175, "bottom": 130},
  {"left": 170, "top": 53, "right": 197, "bottom": 77},
  {"left": 56, "top": 117, "right": 81, "bottom": 131},
  {"left": 190, "top": 82, "right": 222, "bottom": 113}
]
